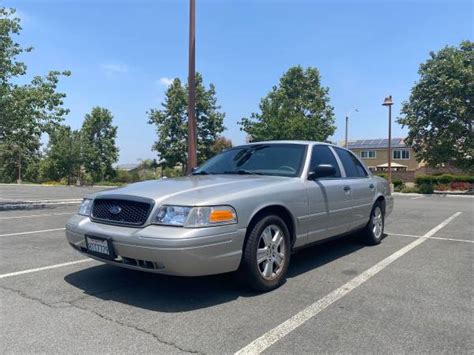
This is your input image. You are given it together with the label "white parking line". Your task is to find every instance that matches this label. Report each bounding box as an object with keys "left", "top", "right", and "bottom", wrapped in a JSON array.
[
  {"left": 235, "top": 212, "right": 462, "bottom": 355},
  {"left": 0, "top": 259, "right": 93, "bottom": 279},
  {"left": 387, "top": 232, "right": 421, "bottom": 238},
  {"left": 411, "top": 196, "right": 424, "bottom": 200},
  {"left": 0, "top": 212, "right": 74, "bottom": 220},
  {"left": 0, "top": 227, "right": 66, "bottom": 237},
  {"left": 389, "top": 232, "right": 474, "bottom": 244}
]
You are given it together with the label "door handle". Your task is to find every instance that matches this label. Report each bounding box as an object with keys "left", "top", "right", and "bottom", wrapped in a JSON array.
[{"left": 343, "top": 186, "right": 351, "bottom": 192}]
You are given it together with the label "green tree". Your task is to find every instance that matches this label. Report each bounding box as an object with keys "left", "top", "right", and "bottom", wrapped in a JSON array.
[
  {"left": 211, "top": 136, "right": 232, "bottom": 155},
  {"left": 398, "top": 41, "right": 473, "bottom": 172},
  {"left": 239, "top": 66, "right": 335, "bottom": 142},
  {"left": 41, "top": 125, "right": 82, "bottom": 184},
  {"left": 0, "top": 7, "right": 70, "bottom": 182},
  {"left": 81, "top": 107, "right": 119, "bottom": 181},
  {"left": 148, "top": 73, "right": 225, "bottom": 170}
]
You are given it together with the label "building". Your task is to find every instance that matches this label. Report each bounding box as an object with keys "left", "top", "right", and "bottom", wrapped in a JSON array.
[{"left": 346, "top": 138, "right": 419, "bottom": 172}]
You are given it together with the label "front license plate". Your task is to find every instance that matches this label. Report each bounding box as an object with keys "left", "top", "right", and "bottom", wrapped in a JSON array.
[{"left": 85, "top": 235, "right": 115, "bottom": 259}]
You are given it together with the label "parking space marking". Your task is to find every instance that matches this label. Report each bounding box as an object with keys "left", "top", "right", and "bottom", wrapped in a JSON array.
[
  {"left": 387, "top": 232, "right": 422, "bottom": 238},
  {"left": 411, "top": 196, "right": 424, "bottom": 200},
  {"left": 235, "top": 212, "right": 462, "bottom": 355},
  {"left": 389, "top": 232, "right": 474, "bottom": 244},
  {"left": 0, "top": 227, "right": 65, "bottom": 237},
  {"left": 0, "top": 212, "right": 74, "bottom": 220},
  {"left": 0, "top": 259, "right": 93, "bottom": 279}
]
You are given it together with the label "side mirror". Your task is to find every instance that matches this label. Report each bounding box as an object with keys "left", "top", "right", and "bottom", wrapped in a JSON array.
[{"left": 308, "top": 164, "right": 336, "bottom": 180}]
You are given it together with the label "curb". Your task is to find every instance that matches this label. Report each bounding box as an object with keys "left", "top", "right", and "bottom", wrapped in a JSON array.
[
  {"left": 0, "top": 200, "right": 82, "bottom": 212},
  {"left": 392, "top": 192, "right": 474, "bottom": 198}
]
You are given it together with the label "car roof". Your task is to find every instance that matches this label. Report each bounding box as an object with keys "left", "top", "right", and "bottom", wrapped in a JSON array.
[{"left": 245, "top": 140, "right": 336, "bottom": 147}]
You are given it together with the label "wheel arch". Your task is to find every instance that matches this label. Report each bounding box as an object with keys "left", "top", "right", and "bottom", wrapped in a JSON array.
[
  {"left": 245, "top": 204, "right": 297, "bottom": 249},
  {"left": 374, "top": 194, "right": 386, "bottom": 214}
]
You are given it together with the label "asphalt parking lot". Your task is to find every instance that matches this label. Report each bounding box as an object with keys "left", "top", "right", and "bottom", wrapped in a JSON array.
[{"left": 1, "top": 184, "right": 473, "bottom": 354}]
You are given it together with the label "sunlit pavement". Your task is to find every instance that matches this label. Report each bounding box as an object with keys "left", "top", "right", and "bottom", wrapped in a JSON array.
[{"left": 1, "top": 185, "right": 472, "bottom": 354}]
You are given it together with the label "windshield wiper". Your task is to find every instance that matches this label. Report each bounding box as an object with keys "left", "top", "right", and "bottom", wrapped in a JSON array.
[{"left": 223, "top": 169, "right": 264, "bottom": 175}]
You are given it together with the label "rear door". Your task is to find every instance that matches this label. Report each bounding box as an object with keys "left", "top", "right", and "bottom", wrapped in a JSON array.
[
  {"left": 333, "top": 147, "right": 375, "bottom": 230},
  {"left": 304, "top": 145, "right": 353, "bottom": 244}
]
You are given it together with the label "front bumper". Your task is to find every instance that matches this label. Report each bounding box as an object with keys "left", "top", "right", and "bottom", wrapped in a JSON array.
[{"left": 66, "top": 215, "right": 246, "bottom": 276}]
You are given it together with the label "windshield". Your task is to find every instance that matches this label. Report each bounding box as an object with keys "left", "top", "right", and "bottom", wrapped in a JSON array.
[{"left": 193, "top": 143, "right": 307, "bottom": 177}]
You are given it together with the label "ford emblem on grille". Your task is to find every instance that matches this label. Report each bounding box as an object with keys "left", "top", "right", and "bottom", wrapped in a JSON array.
[{"left": 109, "top": 205, "right": 122, "bottom": 215}]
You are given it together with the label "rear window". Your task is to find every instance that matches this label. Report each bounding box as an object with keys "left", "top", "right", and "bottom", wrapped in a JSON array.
[{"left": 334, "top": 147, "right": 368, "bottom": 178}]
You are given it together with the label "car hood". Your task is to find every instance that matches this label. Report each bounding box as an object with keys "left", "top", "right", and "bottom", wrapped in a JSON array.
[{"left": 94, "top": 175, "right": 296, "bottom": 206}]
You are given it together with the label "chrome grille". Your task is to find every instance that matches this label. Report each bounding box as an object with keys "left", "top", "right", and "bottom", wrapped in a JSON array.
[{"left": 91, "top": 199, "right": 153, "bottom": 226}]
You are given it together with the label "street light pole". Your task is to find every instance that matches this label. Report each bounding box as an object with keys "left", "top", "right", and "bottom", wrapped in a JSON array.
[
  {"left": 186, "top": 0, "right": 197, "bottom": 175},
  {"left": 344, "top": 108, "right": 358, "bottom": 148},
  {"left": 345, "top": 115, "right": 348, "bottom": 148},
  {"left": 382, "top": 96, "right": 394, "bottom": 186}
]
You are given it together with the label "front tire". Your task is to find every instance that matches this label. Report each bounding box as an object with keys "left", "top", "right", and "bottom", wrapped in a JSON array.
[
  {"left": 363, "top": 202, "right": 385, "bottom": 245},
  {"left": 240, "top": 215, "right": 291, "bottom": 292}
]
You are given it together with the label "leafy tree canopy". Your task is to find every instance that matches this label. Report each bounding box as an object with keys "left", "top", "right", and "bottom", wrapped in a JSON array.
[
  {"left": 81, "top": 107, "right": 119, "bottom": 181},
  {"left": 41, "top": 125, "right": 82, "bottom": 184},
  {"left": 148, "top": 73, "right": 225, "bottom": 169},
  {"left": 0, "top": 7, "right": 70, "bottom": 182},
  {"left": 398, "top": 41, "right": 473, "bottom": 172},
  {"left": 239, "top": 66, "right": 336, "bottom": 142}
]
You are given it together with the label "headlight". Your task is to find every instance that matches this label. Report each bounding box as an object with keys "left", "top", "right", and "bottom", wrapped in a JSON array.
[
  {"left": 78, "top": 198, "right": 93, "bottom": 216},
  {"left": 153, "top": 206, "right": 192, "bottom": 226},
  {"left": 153, "top": 205, "right": 237, "bottom": 227}
]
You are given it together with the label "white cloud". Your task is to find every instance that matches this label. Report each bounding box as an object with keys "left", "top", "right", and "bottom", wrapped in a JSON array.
[
  {"left": 158, "top": 77, "right": 174, "bottom": 86},
  {"left": 101, "top": 63, "right": 130, "bottom": 74}
]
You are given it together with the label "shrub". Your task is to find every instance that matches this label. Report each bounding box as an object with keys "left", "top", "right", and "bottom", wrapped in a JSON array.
[
  {"left": 401, "top": 186, "right": 419, "bottom": 193},
  {"left": 393, "top": 178, "right": 404, "bottom": 189},
  {"left": 162, "top": 167, "right": 183, "bottom": 178},
  {"left": 457, "top": 175, "right": 474, "bottom": 183},
  {"left": 95, "top": 181, "right": 124, "bottom": 187},
  {"left": 112, "top": 169, "right": 139, "bottom": 183},
  {"left": 437, "top": 174, "right": 455, "bottom": 184},
  {"left": 450, "top": 182, "right": 472, "bottom": 191},
  {"left": 434, "top": 183, "right": 450, "bottom": 191},
  {"left": 415, "top": 175, "right": 436, "bottom": 185},
  {"left": 418, "top": 183, "right": 434, "bottom": 194},
  {"left": 375, "top": 173, "right": 388, "bottom": 180},
  {"left": 416, "top": 174, "right": 474, "bottom": 186}
]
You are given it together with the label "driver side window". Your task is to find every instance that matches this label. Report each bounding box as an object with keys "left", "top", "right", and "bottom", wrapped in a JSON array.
[{"left": 310, "top": 145, "right": 341, "bottom": 178}]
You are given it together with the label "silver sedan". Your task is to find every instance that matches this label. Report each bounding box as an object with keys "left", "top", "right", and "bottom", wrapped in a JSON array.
[{"left": 66, "top": 141, "right": 393, "bottom": 291}]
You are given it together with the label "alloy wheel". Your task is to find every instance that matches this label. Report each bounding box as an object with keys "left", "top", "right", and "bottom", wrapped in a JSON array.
[
  {"left": 372, "top": 206, "right": 383, "bottom": 239},
  {"left": 256, "top": 224, "right": 286, "bottom": 280}
]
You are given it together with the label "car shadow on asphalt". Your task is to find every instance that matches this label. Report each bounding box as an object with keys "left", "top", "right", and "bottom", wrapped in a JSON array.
[{"left": 64, "top": 233, "right": 373, "bottom": 313}]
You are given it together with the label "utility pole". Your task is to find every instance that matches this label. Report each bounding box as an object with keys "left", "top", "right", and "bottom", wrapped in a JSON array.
[
  {"left": 382, "top": 96, "right": 394, "bottom": 186},
  {"left": 186, "top": 0, "right": 197, "bottom": 175},
  {"left": 344, "top": 108, "right": 358, "bottom": 148}
]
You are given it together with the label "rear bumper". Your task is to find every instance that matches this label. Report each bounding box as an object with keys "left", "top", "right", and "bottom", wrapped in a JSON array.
[{"left": 66, "top": 215, "right": 246, "bottom": 276}]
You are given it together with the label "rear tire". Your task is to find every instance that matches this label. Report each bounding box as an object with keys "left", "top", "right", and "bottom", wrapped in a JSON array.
[
  {"left": 240, "top": 215, "right": 291, "bottom": 292},
  {"left": 362, "top": 202, "right": 385, "bottom": 245}
]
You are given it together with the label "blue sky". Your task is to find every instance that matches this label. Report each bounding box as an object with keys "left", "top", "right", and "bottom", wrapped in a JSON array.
[{"left": 6, "top": 0, "right": 473, "bottom": 164}]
